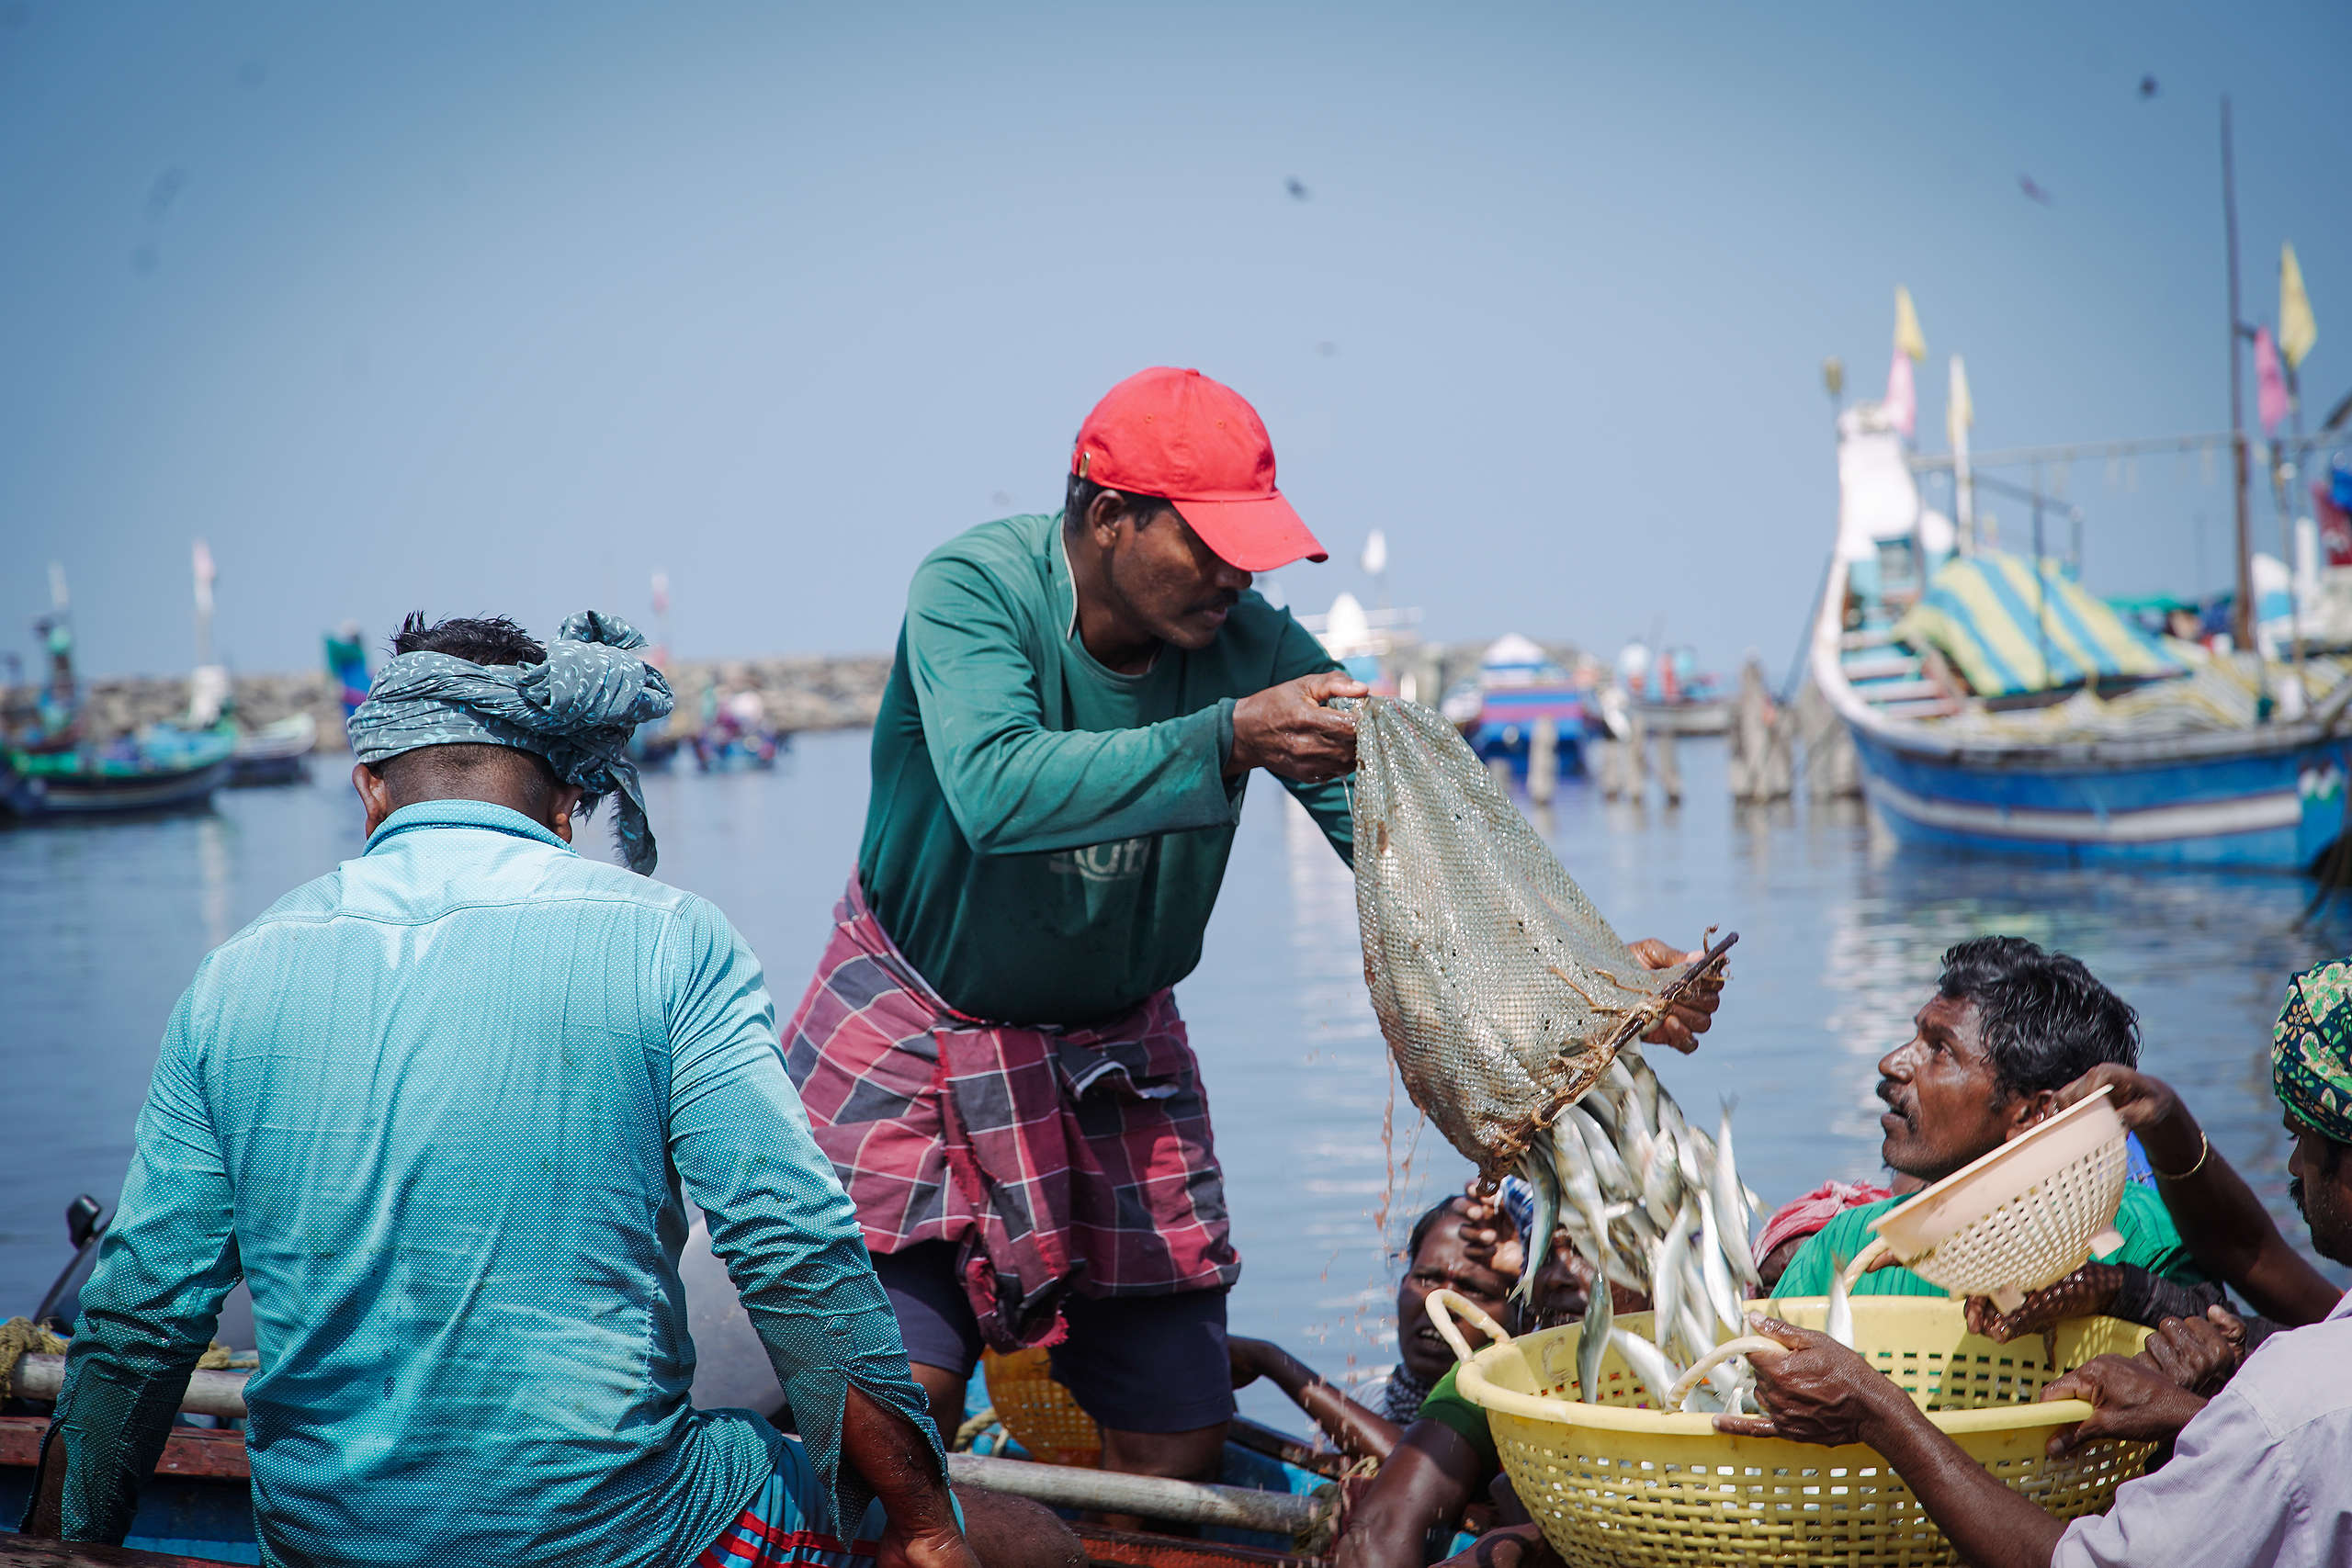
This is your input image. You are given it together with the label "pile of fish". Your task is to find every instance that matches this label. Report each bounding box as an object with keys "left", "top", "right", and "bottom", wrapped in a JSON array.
[{"left": 1507, "top": 1049, "right": 1814, "bottom": 1416}]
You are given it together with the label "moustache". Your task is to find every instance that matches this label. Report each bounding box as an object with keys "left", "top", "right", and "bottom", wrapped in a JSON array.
[
  {"left": 2291, "top": 1176, "right": 2307, "bottom": 1216},
  {"left": 1876, "top": 1080, "right": 1912, "bottom": 1118}
]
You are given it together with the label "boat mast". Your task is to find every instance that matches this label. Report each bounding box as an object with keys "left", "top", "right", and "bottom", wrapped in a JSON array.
[{"left": 2222, "top": 96, "right": 2255, "bottom": 653}]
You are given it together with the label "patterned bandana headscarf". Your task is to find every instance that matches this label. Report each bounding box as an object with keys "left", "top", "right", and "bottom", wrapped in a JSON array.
[
  {"left": 2273, "top": 958, "right": 2352, "bottom": 1144},
  {"left": 346, "top": 610, "right": 674, "bottom": 874}
]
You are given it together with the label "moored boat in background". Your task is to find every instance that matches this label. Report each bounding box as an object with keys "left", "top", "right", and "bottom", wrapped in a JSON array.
[
  {"left": 228, "top": 712, "right": 317, "bottom": 788},
  {"left": 1815, "top": 397, "right": 2352, "bottom": 871}
]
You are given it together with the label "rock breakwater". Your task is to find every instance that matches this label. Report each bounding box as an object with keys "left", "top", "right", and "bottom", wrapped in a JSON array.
[{"left": 2, "top": 655, "right": 895, "bottom": 750}]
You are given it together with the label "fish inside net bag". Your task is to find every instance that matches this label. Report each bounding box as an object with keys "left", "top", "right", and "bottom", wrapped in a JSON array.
[{"left": 1342, "top": 696, "right": 1766, "bottom": 1410}]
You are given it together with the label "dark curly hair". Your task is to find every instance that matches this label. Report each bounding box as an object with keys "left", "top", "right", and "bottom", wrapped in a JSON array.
[
  {"left": 1938, "top": 935, "right": 2140, "bottom": 1101},
  {"left": 372, "top": 613, "right": 566, "bottom": 814}
]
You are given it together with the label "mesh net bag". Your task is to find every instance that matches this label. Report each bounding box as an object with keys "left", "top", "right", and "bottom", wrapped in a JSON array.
[{"left": 1345, "top": 697, "right": 1733, "bottom": 1182}]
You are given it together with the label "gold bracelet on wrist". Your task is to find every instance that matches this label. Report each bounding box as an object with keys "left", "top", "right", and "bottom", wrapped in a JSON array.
[{"left": 2150, "top": 1130, "right": 2210, "bottom": 1181}]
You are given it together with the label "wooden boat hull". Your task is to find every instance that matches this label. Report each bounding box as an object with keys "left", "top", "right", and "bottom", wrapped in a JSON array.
[
  {"left": 0, "top": 757, "right": 232, "bottom": 819},
  {"left": 1849, "top": 726, "right": 2346, "bottom": 869}
]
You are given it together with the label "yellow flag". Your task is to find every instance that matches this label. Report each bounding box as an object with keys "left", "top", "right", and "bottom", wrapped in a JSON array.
[
  {"left": 2281, "top": 243, "right": 2317, "bottom": 371},
  {"left": 1894, "top": 287, "right": 1928, "bottom": 363},
  {"left": 1948, "top": 355, "right": 1973, "bottom": 446}
]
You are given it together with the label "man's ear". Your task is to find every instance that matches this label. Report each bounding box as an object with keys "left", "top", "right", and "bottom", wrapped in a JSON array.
[
  {"left": 2003, "top": 1089, "right": 2060, "bottom": 1139},
  {"left": 353, "top": 763, "right": 394, "bottom": 837},
  {"left": 1086, "top": 487, "right": 1133, "bottom": 545},
  {"left": 547, "top": 784, "right": 586, "bottom": 845}
]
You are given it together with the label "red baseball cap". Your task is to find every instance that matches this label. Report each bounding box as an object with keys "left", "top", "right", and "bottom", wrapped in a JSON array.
[{"left": 1070, "top": 367, "right": 1328, "bottom": 571}]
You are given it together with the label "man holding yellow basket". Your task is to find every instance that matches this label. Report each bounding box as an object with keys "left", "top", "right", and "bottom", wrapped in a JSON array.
[{"left": 1720, "top": 957, "right": 2352, "bottom": 1568}]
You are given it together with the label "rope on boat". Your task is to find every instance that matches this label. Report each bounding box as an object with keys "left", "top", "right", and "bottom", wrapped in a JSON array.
[{"left": 0, "top": 1319, "right": 66, "bottom": 1402}]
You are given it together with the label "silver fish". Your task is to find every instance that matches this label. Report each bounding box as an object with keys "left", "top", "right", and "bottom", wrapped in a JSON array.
[
  {"left": 1514, "top": 1136, "right": 1561, "bottom": 1306},
  {"left": 1712, "top": 1101, "right": 1761, "bottom": 1288},
  {"left": 1640, "top": 1138, "right": 1681, "bottom": 1231},
  {"left": 1698, "top": 1190, "right": 1744, "bottom": 1333},
  {"left": 1562, "top": 1101, "right": 1636, "bottom": 1201},
  {"left": 1626, "top": 1051, "right": 1662, "bottom": 1135},
  {"left": 1826, "top": 1251, "right": 1856, "bottom": 1348},
  {"left": 1576, "top": 1258, "right": 1615, "bottom": 1404},
  {"left": 1609, "top": 1325, "right": 1680, "bottom": 1408},
  {"left": 1651, "top": 1199, "right": 1691, "bottom": 1353}
]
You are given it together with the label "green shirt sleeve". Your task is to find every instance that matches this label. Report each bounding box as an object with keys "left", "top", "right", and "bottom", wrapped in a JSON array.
[
  {"left": 664, "top": 895, "right": 943, "bottom": 1534},
  {"left": 1414, "top": 1364, "right": 1499, "bottom": 1477},
  {"left": 2108, "top": 1182, "right": 2207, "bottom": 1284},
  {"left": 902, "top": 551, "right": 1245, "bottom": 856}
]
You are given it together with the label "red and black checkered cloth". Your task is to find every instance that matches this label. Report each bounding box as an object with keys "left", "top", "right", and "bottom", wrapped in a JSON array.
[{"left": 783, "top": 878, "right": 1238, "bottom": 1351}]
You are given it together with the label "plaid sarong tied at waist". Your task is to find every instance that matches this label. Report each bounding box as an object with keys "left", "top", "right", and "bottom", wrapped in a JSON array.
[{"left": 784, "top": 877, "right": 1238, "bottom": 1352}]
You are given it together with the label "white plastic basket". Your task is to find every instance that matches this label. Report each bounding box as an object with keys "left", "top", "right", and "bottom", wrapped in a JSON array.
[{"left": 1845, "top": 1085, "right": 2129, "bottom": 1311}]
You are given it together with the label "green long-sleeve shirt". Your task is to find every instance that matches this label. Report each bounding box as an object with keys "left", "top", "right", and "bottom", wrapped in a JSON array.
[{"left": 857, "top": 511, "right": 1352, "bottom": 1025}]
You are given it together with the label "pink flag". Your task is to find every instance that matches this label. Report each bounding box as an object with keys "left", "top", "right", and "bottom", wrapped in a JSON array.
[
  {"left": 2256, "top": 325, "right": 2290, "bottom": 435},
  {"left": 1883, "top": 346, "right": 1917, "bottom": 437}
]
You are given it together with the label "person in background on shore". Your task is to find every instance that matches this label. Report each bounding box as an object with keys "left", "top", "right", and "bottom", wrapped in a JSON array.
[
  {"left": 782, "top": 366, "right": 1724, "bottom": 1511},
  {"left": 19, "top": 614, "right": 989, "bottom": 1568},
  {"left": 1227, "top": 1194, "right": 1521, "bottom": 1466},
  {"left": 1719, "top": 957, "right": 2352, "bottom": 1568},
  {"left": 1773, "top": 937, "right": 2207, "bottom": 1301}
]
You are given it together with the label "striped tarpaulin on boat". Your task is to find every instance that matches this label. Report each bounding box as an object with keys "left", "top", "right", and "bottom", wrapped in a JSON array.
[{"left": 1895, "top": 550, "right": 2181, "bottom": 697}]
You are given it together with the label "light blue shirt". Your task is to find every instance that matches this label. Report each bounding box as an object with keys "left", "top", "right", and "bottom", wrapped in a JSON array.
[
  {"left": 44, "top": 799, "right": 934, "bottom": 1566},
  {"left": 2052, "top": 1289, "right": 2352, "bottom": 1568}
]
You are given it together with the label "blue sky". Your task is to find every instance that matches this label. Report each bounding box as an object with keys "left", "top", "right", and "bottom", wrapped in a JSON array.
[{"left": 3, "top": 0, "right": 2347, "bottom": 680}]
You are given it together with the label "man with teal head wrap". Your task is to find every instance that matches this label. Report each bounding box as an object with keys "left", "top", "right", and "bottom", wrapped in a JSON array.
[
  {"left": 347, "top": 608, "right": 673, "bottom": 873},
  {"left": 24, "top": 613, "right": 983, "bottom": 1568}
]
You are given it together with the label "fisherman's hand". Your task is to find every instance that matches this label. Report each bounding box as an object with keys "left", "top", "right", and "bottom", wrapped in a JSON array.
[
  {"left": 1433, "top": 1519, "right": 1556, "bottom": 1568},
  {"left": 1228, "top": 671, "right": 1367, "bottom": 784},
  {"left": 2041, "top": 1352, "right": 2208, "bottom": 1455},
  {"left": 1712, "top": 1314, "right": 1908, "bottom": 1448},
  {"left": 1456, "top": 1193, "right": 1524, "bottom": 1280},
  {"left": 2054, "top": 1065, "right": 2205, "bottom": 1179},
  {"left": 1964, "top": 1263, "right": 2126, "bottom": 1342},
  {"left": 1628, "top": 939, "right": 1723, "bottom": 1055},
  {"left": 2140, "top": 1309, "right": 2244, "bottom": 1396},
  {"left": 876, "top": 1518, "right": 984, "bottom": 1568}
]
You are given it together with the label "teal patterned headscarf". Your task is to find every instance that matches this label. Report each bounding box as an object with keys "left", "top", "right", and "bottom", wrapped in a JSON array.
[
  {"left": 347, "top": 611, "right": 673, "bottom": 874},
  {"left": 2273, "top": 958, "right": 2352, "bottom": 1144}
]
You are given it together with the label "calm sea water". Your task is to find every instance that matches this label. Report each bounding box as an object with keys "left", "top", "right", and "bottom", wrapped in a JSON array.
[{"left": 5, "top": 732, "right": 2346, "bottom": 1429}]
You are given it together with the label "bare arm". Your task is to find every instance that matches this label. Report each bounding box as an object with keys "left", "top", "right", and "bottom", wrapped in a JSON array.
[
  {"left": 842, "top": 1383, "right": 976, "bottom": 1568},
  {"left": 2054, "top": 1066, "right": 2339, "bottom": 1325},
  {"left": 1228, "top": 1337, "right": 1401, "bottom": 1461},
  {"left": 1333, "top": 1420, "right": 1487, "bottom": 1568}
]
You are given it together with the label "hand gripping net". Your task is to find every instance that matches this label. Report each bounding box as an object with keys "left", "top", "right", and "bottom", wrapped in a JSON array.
[{"left": 1344, "top": 697, "right": 1734, "bottom": 1183}]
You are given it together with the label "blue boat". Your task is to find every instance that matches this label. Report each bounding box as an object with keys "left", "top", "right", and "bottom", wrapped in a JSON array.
[
  {"left": 1815, "top": 405, "right": 2352, "bottom": 871},
  {"left": 1442, "top": 635, "right": 1598, "bottom": 781}
]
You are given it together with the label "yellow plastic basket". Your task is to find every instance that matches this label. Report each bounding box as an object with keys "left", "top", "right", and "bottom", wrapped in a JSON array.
[
  {"left": 979, "top": 1347, "right": 1103, "bottom": 1468},
  {"left": 1433, "top": 1290, "right": 2152, "bottom": 1567}
]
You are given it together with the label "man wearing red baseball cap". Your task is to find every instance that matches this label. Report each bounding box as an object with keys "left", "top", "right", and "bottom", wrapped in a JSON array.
[{"left": 779, "top": 367, "right": 1366, "bottom": 1496}]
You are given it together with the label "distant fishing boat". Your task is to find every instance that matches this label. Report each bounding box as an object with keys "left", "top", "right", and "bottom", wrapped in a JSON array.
[
  {"left": 1442, "top": 634, "right": 1597, "bottom": 779},
  {"left": 1815, "top": 400, "right": 2351, "bottom": 870},
  {"left": 2, "top": 724, "right": 236, "bottom": 820},
  {"left": 229, "top": 712, "right": 318, "bottom": 787}
]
